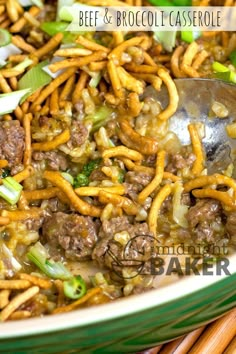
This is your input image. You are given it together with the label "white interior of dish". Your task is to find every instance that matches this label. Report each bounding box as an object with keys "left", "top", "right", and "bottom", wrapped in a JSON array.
[{"left": 0, "top": 253, "right": 235, "bottom": 337}]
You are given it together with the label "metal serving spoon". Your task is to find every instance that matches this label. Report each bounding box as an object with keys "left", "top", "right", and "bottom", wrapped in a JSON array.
[{"left": 144, "top": 78, "right": 236, "bottom": 174}]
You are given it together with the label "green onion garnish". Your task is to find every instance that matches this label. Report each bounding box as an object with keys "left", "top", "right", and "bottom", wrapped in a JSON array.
[
  {"left": 229, "top": 50, "right": 236, "bottom": 67},
  {"left": 63, "top": 275, "right": 87, "bottom": 299},
  {"left": 40, "top": 21, "right": 84, "bottom": 43},
  {"left": 0, "top": 29, "right": 12, "bottom": 47},
  {"left": 214, "top": 71, "right": 236, "bottom": 84},
  {"left": 18, "top": 60, "right": 52, "bottom": 99},
  {"left": 173, "top": 0, "right": 191, "bottom": 5},
  {"left": 40, "top": 22, "right": 69, "bottom": 37},
  {"left": 148, "top": 0, "right": 173, "bottom": 6},
  {"left": 18, "top": 0, "right": 43, "bottom": 8},
  {"left": 89, "top": 72, "right": 102, "bottom": 88},
  {"left": 0, "top": 88, "right": 31, "bottom": 115},
  {"left": 0, "top": 177, "right": 23, "bottom": 205},
  {"left": 212, "top": 61, "right": 236, "bottom": 84},
  {"left": 7, "top": 57, "right": 33, "bottom": 74},
  {"left": 212, "top": 61, "right": 229, "bottom": 73},
  {"left": 27, "top": 242, "right": 72, "bottom": 280},
  {"left": 57, "top": 0, "right": 74, "bottom": 20},
  {"left": 181, "top": 30, "right": 202, "bottom": 44},
  {"left": 84, "top": 106, "right": 112, "bottom": 133},
  {"left": 61, "top": 172, "right": 74, "bottom": 185},
  {"left": 153, "top": 31, "right": 177, "bottom": 52}
]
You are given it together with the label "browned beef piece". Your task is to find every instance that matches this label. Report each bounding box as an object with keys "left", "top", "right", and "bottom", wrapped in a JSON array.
[
  {"left": 42, "top": 212, "right": 98, "bottom": 260},
  {"left": 89, "top": 168, "right": 107, "bottom": 182},
  {"left": 166, "top": 153, "right": 195, "bottom": 174},
  {"left": 186, "top": 199, "right": 223, "bottom": 243},
  {"left": 125, "top": 171, "right": 152, "bottom": 188},
  {"left": 225, "top": 212, "right": 236, "bottom": 237},
  {"left": 92, "top": 216, "right": 154, "bottom": 270},
  {"left": 0, "top": 121, "right": 25, "bottom": 174},
  {"left": 187, "top": 199, "right": 221, "bottom": 228},
  {"left": 124, "top": 171, "right": 152, "bottom": 200},
  {"left": 67, "top": 121, "right": 88, "bottom": 149},
  {"left": 32, "top": 151, "right": 68, "bottom": 171},
  {"left": 41, "top": 197, "right": 68, "bottom": 213},
  {"left": 24, "top": 217, "right": 44, "bottom": 231}
]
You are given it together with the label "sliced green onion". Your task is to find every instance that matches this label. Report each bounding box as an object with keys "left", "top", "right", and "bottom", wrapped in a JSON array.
[
  {"left": 10, "top": 57, "right": 33, "bottom": 72},
  {"left": 0, "top": 43, "right": 21, "bottom": 61},
  {"left": 212, "top": 61, "right": 236, "bottom": 84},
  {"left": 27, "top": 242, "right": 72, "bottom": 280},
  {"left": 0, "top": 88, "right": 31, "bottom": 115},
  {"left": 229, "top": 50, "right": 236, "bottom": 67},
  {"left": 18, "top": 60, "right": 51, "bottom": 98},
  {"left": 2, "top": 58, "right": 33, "bottom": 77},
  {"left": 148, "top": 0, "right": 173, "bottom": 6},
  {"left": 89, "top": 72, "right": 102, "bottom": 88},
  {"left": 57, "top": 0, "right": 74, "bottom": 21},
  {"left": 173, "top": 0, "right": 191, "bottom": 5},
  {"left": 0, "top": 29, "right": 12, "bottom": 47},
  {"left": 59, "top": 3, "right": 97, "bottom": 22},
  {"left": 0, "top": 177, "right": 23, "bottom": 205},
  {"left": 40, "top": 22, "right": 80, "bottom": 44},
  {"left": 40, "top": 22, "right": 69, "bottom": 37},
  {"left": 59, "top": 4, "right": 77, "bottom": 22},
  {"left": 212, "top": 61, "right": 229, "bottom": 73},
  {"left": 153, "top": 31, "right": 177, "bottom": 52},
  {"left": 181, "top": 30, "right": 202, "bottom": 44},
  {"left": 214, "top": 71, "right": 236, "bottom": 84},
  {"left": 0, "top": 59, "right": 6, "bottom": 68},
  {"left": 42, "top": 58, "right": 65, "bottom": 79},
  {"left": 18, "top": 0, "right": 43, "bottom": 8},
  {"left": 85, "top": 106, "right": 112, "bottom": 132},
  {"left": 61, "top": 172, "right": 74, "bottom": 185},
  {"left": 63, "top": 275, "right": 87, "bottom": 299}
]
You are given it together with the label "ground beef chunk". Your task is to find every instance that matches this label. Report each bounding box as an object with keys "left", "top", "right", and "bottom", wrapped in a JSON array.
[
  {"left": 181, "top": 192, "right": 192, "bottom": 207},
  {"left": 0, "top": 121, "right": 24, "bottom": 174},
  {"left": 24, "top": 217, "right": 44, "bottom": 231},
  {"left": 43, "top": 212, "right": 98, "bottom": 260},
  {"left": 67, "top": 121, "right": 88, "bottom": 149},
  {"left": 32, "top": 151, "right": 68, "bottom": 171},
  {"left": 166, "top": 153, "right": 195, "bottom": 174},
  {"left": 186, "top": 199, "right": 223, "bottom": 243},
  {"left": 124, "top": 171, "right": 152, "bottom": 200},
  {"left": 41, "top": 197, "right": 68, "bottom": 213},
  {"left": 89, "top": 168, "right": 107, "bottom": 182},
  {"left": 125, "top": 171, "right": 152, "bottom": 188},
  {"left": 187, "top": 199, "right": 221, "bottom": 228},
  {"left": 225, "top": 212, "right": 236, "bottom": 237},
  {"left": 92, "top": 216, "right": 155, "bottom": 270}
]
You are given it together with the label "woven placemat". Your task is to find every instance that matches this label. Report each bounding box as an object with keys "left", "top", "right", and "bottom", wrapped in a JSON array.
[{"left": 140, "top": 308, "right": 236, "bottom": 354}]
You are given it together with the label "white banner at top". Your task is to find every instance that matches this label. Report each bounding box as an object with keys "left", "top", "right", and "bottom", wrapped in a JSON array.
[{"left": 62, "top": 6, "right": 236, "bottom": 31}]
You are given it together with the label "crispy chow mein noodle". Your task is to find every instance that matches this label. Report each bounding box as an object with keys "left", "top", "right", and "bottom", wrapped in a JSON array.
[{"left": 0, "top": 0, "right": 235, "bottom": 321}]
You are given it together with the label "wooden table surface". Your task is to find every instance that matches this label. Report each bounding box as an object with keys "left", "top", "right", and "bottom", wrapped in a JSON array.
[{"left": 139, "top": 308, "right": 236, "bottom": 354}]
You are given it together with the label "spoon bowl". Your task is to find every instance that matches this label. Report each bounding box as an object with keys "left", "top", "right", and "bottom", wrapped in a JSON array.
[{"left": 145, "top": 78, "right": 236, "bottom": 174}]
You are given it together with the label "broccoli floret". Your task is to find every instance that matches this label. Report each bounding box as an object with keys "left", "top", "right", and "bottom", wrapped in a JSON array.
[
  {"left": 82, "top": 158, "right": 102, "bottom": 177},
  {"left": 73, "top": 158, "right": 102, "bottom": 188},
  {"left": 73, "top": 174, "right": 89, "bottom": 188}
]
